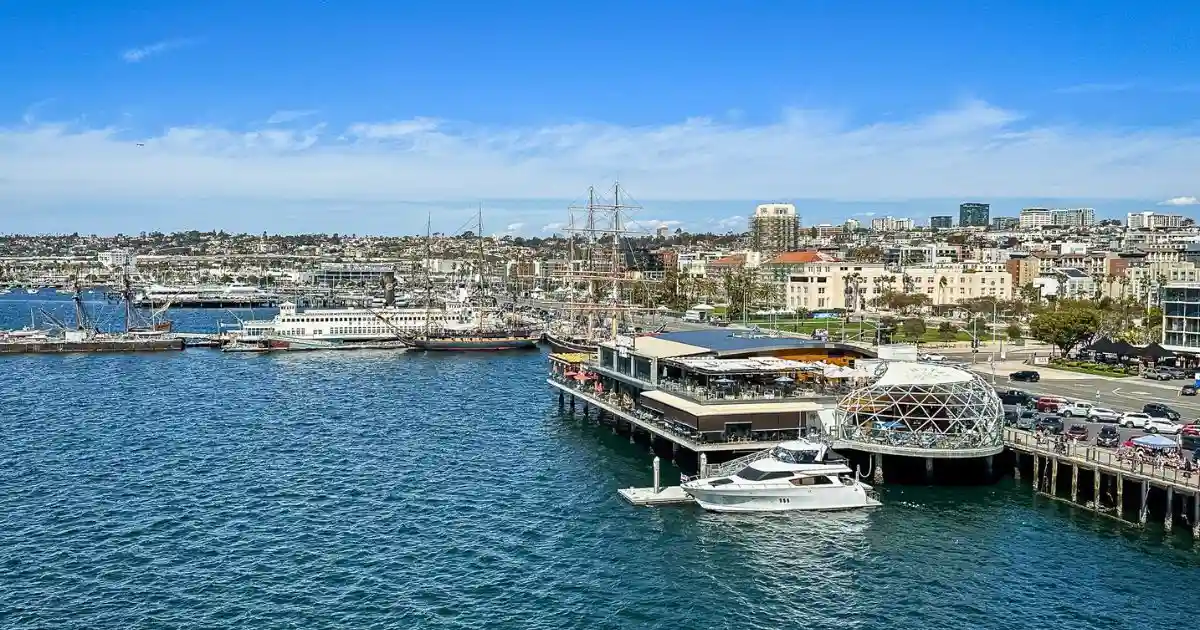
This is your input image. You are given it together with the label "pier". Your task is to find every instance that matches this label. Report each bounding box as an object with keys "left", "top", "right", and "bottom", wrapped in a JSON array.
[{"left": 1005, "top": 428, "right": 1200, "bottom": 537}]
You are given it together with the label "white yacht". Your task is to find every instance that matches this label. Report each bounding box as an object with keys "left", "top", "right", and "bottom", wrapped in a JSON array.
[{"left": 682, "top": 440, "right": 881, "bottom": 513}]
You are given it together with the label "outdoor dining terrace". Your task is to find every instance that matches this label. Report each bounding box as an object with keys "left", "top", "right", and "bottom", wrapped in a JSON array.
[{"left": 656, "top": 356, "right": 870, "bottom": 405}]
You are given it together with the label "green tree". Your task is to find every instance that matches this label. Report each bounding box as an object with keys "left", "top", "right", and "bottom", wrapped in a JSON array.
[
  {"left": 1029, "top": 302, "right": 1102, "bottom": 355},
  {"left": 938, "top": 321, "right": 957, "bottom": 342},
  {"left": 902, "top": 318, "right": 927, "bottom": 341},
  {"left": 1006, "top": 322, "right": 1023, "bottom": 340}
]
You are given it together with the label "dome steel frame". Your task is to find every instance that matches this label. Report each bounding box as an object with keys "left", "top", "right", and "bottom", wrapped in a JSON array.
[{"left": 834, "top": 364, "right": 1004, "bottom": 457}]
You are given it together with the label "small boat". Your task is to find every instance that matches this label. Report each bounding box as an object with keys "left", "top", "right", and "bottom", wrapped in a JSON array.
[
  {"left": 25, "top": 288, "right": 39, "bottom": 295},
  {"left": 682, "top": 440, "right": 881, "bottom": 513}
]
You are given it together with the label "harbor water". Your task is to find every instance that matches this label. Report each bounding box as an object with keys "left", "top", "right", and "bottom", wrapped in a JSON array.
[{"left": 2, "top": 298, "right": 1200, "bottom": 629}]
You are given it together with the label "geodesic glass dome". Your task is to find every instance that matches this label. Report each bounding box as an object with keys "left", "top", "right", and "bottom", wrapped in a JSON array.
[{"left": 834, "top": 361, "right": 1004, "bottom": 454}]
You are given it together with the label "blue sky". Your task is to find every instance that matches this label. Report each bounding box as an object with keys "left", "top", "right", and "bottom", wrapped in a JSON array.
[{"left": 2, "top": 0, "right": 1199, "bottom": 235}]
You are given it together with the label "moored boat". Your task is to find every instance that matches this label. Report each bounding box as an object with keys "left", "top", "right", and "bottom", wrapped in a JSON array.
[{"left": 682, "top": 440, "right": 880, "bottom": 513}]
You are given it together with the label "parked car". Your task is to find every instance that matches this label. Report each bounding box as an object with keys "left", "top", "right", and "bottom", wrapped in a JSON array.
[
  {"left": 1036, "top": 396, "right": 1070, "bottom": 413},
  {"left": 1009, "top": 370, "right": 1040, "bottom": 383},
  {"left": 1144, "top": 417, "right": 1181, "bottom": 435},
  {"left": 1088, "top": 407, "right": 1121, "bottom": 423},
  {"left": 1035, "top": 415, "right": 1064, "bottom": 434},
  {"left": 1016, "top": 410, "right": 1038, "bottom": 430},
  {"left": 1143, "top": 403, "right": 1181, "bottom": 421},
  {"left": 1142, "top": 368, "right": 1172, "bottom": 381},
  {"left": 1060, "top": 401, "right": 1095, "bottom": 418},
  {"left": 1181, "top": 424, "right": 1200, "bottom": 437},
  {"left": 1120, "top": 412, "right": 1152, "bottom": 429},
  {"left": 1065, "top": 424, "right": 1089, "bottom": 441},
  {"left": 1182, "top": 385, "right": 1198, "bottom": 396},
  {"left": 1165, "top": 367, "right": 1189, "bottom": 380},
  {"left": 1003, "top": 407, "right": 1019, "bottom": 426},
  {"left": 998, "top": 389, "right": 1035, "bottom": 407},
  {"left": 1095, "top": 425, "right": 1120, "bottom": 447}
]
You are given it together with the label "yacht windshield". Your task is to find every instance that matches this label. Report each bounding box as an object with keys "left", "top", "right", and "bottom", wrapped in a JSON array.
[
  {"left": 736, "top": 467, "right": 795, "bottom": 482},
  {"left": 770, "top": 446, "right": 820, "bottom": 464}
]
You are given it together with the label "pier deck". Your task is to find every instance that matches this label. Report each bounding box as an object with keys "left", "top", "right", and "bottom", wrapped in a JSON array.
[
  {"left": 618, "top": 486, "right": 694, "bottom": 506},
  {"left": 1004, "top": 427, "right": 1199, "bottom": 493},
  {"left": 547, "top": 378, "right": 785, "bottom": 453}
]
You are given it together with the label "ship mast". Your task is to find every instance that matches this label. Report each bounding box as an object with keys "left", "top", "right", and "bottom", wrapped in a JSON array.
[{"left": 423, "top": 214, "right": 433, "bottom": 335}]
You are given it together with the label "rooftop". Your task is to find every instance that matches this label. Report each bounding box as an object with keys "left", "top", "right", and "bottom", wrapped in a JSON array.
[
  {"left": 766, "top": 251, "right": 838, "bottom": 265},
  {"left": 651, "top": 329, "right": 875, "bottom": 359},
  {"left": 666, "top": 356, "right": 814, "bottom": 375}
]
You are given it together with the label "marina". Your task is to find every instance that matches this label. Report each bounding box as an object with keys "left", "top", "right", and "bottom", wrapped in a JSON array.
[{"left": 3, "top": 295, "right": 1200, "bottom": 629}]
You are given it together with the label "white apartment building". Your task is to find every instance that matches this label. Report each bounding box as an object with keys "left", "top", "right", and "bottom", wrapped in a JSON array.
[
  {"left": 97, "top": 249, "right": 134, "bottom": 269},
  {"left": 869, "top": 216, "right": 914, "bottom": 232},
  {"left": 1019, "top": 208, "right": 1052, "bottom": 229},
  {"left": 1050, "top": 208, "right": 1096, "bottom": 227},
  {"left": 1127, "top": 211, "right": 1185, "bottom": 230},
  {"left": 782, "top": 262, "right": 1010, "bottom": 311},
  {"left": 1019, "top": 207, "right": 1095, "bottom": 229}
]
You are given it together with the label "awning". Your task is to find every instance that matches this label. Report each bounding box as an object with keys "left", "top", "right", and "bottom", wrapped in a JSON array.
[{"left": 1131, "top": 434, "right": 1178, "bottom": 450}]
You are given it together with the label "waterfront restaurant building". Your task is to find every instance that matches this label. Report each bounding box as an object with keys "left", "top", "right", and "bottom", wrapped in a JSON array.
[{"left": 551, "top": 329, "right": 875, "bottom": 450}]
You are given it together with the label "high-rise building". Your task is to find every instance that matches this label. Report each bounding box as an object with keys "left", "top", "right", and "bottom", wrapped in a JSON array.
[
  {"left": 869, "top": 216, "right": 913, "bottom": 232},
  {"left": 959, "top": 202, "right": 990, "bottom": 227},
  {"left": 991, "top": 217, "right": 1019, "bottom": 230},
  {"left": 930, "top": 216, "right": 953, "bottom": 229},
  {"left": 1127, "top": 211, "right": 1184, "bottom": 230},
  {"left": 1019, "top": 207, "right": 1052, "bottom": 229},
  {"left": 749, "top": 203, "right": 800, "bottom": 255},
  {"left": 1050, "top": 207, "right": 1096, "bottom": 227}
]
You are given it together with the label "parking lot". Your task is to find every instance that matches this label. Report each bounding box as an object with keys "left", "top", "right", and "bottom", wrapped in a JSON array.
[{"left": 988, "top": 374, "right": 1200, "bottom": 452}]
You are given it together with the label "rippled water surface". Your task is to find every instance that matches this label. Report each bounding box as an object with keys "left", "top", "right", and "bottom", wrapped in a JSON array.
[{"left": 2, "top": 300, "right": 1200, "bottom": 629}]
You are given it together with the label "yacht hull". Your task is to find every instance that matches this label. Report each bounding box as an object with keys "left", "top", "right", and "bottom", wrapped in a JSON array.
[
  {"left": 543, "top": 331, "right": 598, "bottom": 354},
  {"left": 683, "top": 483, "right": 880, "bottom": 513}
]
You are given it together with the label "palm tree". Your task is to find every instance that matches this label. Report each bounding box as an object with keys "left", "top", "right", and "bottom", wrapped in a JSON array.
[{"left": 938, "top": 276, "right": 949, "bottom": 306}]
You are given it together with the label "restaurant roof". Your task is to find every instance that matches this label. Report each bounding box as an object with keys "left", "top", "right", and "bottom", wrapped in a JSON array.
[
  {"left": 666, "top": 356, "right": 815, "bottom": 374},
  {"left": 622, "top": 336, "right": 710, "bottom": 359},
  {"left": 652, "top": 329, "right": 874, "bottom": 358}
]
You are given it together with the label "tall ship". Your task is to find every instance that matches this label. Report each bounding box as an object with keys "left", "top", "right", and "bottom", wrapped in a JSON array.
[
  {"left": 0, "top": 279, "right": 183, "bottom": 354},
  {"left": 405, "top": 210, "right": 540, "bottom": 352},
  {"left": 543, "top": 182, "right": 653, "bottom": 354}
]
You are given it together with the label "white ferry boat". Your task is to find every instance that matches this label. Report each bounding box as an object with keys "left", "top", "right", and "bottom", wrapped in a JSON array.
[
  {"left": 135, "top": 282, "right": 280, "bottom": 307},
  {"left": 226, "top": 300, "right": 477, "bottom": 347}
]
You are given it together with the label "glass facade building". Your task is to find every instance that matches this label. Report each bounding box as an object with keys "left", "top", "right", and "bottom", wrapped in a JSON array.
[
  {"left": 959, "top": 203, "right": 991, "bottom": 228},
  {"left": 1162, "top": 283, "right": 1200, "bottom": 351}
]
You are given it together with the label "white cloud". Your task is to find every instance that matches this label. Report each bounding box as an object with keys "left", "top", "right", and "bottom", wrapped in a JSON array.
[
  {"left": 1159, "top": 196, "right": 1200, "bottom": 206},
  {"left": 266, "top": 110, "right": 317, "bottom": 125},
  {"left": 3, "top": 100, "right": 1200, "bottom": 212},
  {"left": 853, "top": 212, "right": 877, "bottom": 217},
  {"left": 347, "top": 118, "right": 440, "bottom": 139},
  {"left": 541, "top": 222, "right": 564, "bottom": 233},
  {"left": 121, "top": 38, "right": 194, "bottom": 63},
  {"left": 505, "top": 222, "right": 524, "bottom": 232},
  {"left": 628, "top": 218, "right": 682, "bottom": 233},
  {"left": 715, "top": 215, "right": 745, "bottom": 229}
]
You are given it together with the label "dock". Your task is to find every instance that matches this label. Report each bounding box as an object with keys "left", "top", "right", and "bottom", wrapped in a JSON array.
[
  {"left": 618, "top": 485, "right": 694, "bottom": 506},
  {"left": 0, "top": 337, "right": 185, "bottom": 353},
  {"left": 1005, "top": 428, "right": 1200, "bottom": 537}
]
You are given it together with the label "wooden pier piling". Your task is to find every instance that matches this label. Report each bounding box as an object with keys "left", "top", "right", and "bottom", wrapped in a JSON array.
[{"left": 1070, "top": 464, "right": 1079, "bottom": 503}]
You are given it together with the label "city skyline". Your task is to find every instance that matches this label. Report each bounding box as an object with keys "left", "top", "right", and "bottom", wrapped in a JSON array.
[{"left": 3, "top": 1, "right": 1200, "bottom": 234}]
